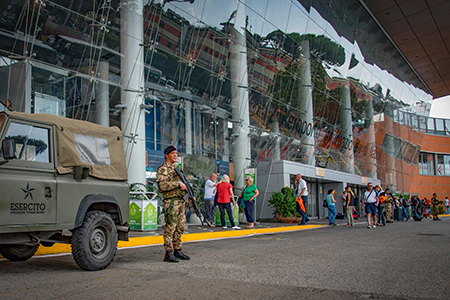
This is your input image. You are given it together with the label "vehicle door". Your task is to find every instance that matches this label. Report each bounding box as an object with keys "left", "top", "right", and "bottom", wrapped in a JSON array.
[{"left": 0, "top": 118, "right": 57, "bottom": 225}]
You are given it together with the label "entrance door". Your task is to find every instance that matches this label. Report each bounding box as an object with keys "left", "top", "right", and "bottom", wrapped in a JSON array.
[{"left": 307, "top": 182, "right": 317, "bottom": 218}]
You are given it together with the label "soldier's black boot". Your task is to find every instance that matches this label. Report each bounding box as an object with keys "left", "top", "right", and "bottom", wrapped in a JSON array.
[
  {"left": 164, "top": 250, "right": 179, "bottom": 263},
  {"left": 174, "top": 249, "right": 190, "bottom": 260}
]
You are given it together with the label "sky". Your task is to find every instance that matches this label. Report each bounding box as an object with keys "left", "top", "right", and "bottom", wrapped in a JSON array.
[{"left": 429, "top": 95, "right": 450, "bottom": 120}]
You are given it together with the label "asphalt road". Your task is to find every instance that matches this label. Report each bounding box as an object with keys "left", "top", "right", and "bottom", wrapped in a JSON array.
[{"left": 1, "top": 217, "right": 449, "bottom": 300}]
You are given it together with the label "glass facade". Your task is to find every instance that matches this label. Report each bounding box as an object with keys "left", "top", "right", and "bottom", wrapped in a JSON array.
[{"left": 0, "top": 0, "right": 440, "bottom": 195}]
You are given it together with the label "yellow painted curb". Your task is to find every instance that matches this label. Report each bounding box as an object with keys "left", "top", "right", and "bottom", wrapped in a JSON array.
[{"left": 1, "top": 225, "right": 326, "bottom": 258}]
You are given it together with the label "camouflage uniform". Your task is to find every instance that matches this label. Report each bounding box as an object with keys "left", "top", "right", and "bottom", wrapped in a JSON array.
[
  {"left": 431, "top": 196, "right": 440, "bottom": 219},
  {"left": 385, "top": 194, "right": 394, "bottom": 222},
  {"left": 157, "top": 161, "right": 186, "bottom": 252}
]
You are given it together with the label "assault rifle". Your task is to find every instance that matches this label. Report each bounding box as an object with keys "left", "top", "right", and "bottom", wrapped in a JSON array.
[{"left": 174, "top": 167, "right": 211, "bottom": 227}]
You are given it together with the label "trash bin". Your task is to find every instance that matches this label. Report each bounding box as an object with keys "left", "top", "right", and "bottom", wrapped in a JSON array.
[{"left": 129, "top": 192, "right": 158, "bottom": 231}]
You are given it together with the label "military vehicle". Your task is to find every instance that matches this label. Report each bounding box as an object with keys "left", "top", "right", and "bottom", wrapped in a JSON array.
[{"left": 0, "top": 111, "right": 129, "bottom": 271}]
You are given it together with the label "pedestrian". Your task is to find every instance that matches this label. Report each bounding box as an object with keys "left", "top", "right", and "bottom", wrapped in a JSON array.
[
  {"left": 344, "top": 186, "right": 355, "bottom": 227},
  {"left": 295, "top": 194, "right": 308, "bottom": 225},
  {"left": 402, "top": 196, "right": 410, "bottom": 221},
  {"left": 410, "top": 196, "right": 419, "bottom": 217},
  {"left": 385, "top": 188, "right": 394, "bottom": 223},
  {"left": 342, "top": 191, "right": 347, "bottom": 215},
  {"left": 423, "top": 197, "right": 431, "bottom": 218},
  {"left": 216, "top": 174, "right": 241, "bottom": 229},
  {"left": 239, "top": 176, "right": 259, "bottom": 228},
  {"left": 377, "top": 190, "right": 386, "bottom": 226},
  {"left": 203, "top": 173, "right": 218, "bottom": 227},
  {"left": 417, "top": 196, "right": 424, "bottom": 217},
  {"left": 444, "top": 197, "right": 449, "bottom": 214},
  {"left": 362, "top": 182, "right": 378, "bottom": 229},
  {"left": 431, "top": 193, "right": 441, "bottom": 221},
  {"left": 326, "top": 189, "right": 337, "bottom": 226},
  {"left": 157, "top": 145, "right": 191, "bottom": 263},
  {"left": 394, "top": 196, "right": 401, "bottom": 221},
  {"left": 294, "top": 173, "right": 309, "bottom": 223}
]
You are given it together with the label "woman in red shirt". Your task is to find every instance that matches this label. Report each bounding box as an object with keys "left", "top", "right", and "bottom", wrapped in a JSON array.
[{"left": 215, "top": 175, "right": 241, "bottom": 230}]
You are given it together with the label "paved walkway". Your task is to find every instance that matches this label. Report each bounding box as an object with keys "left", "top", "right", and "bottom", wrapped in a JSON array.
[{"left": 11, "top": 214, "right": 450, "bottom": 257}]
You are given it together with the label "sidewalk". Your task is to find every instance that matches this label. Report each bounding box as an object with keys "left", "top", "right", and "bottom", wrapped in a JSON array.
[
  {"left": 31, "top": 218, "right": 333, "bottom": 257},
  {"left": 17, "top": 215, "right": 450, "bottom": 257}
]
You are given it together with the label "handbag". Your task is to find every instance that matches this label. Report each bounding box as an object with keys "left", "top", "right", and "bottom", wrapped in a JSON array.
[
  {"left": 213, "top": 191, "right": 219, "bottom": 206},
  {"left": 238, "top": 196, "right": 245, "bottom": 209},
  {"left": 296, "top": 197, "right": 306, "bottom": 212},
  {"left": 239, "top": 186, "right": 248, "bottom": 209},
  {"left": 323, "top": 199, "right": 328, "bottom": 208}
]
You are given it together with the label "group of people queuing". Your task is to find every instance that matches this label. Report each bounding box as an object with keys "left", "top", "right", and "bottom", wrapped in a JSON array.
[
  {"left": 327, "top": 182, "right": 447, "bottom": 229},
  {"left": 358, "top": 183, "right": 445, "bottom": 229}
]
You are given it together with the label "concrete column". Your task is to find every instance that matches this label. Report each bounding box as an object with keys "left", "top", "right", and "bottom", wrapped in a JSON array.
[
  {"left": 120, "top": 0, "right": 146, "bottom": 186},
  {"left": 365, "top": 99, "right": 377, "bottom": 178},
  {"left": 185, "top": 100, "right": 192, "bottom": 154},
  {"left": 298, "top": 40, "right": 315, "bottom": 166},
  {"left": 170, "top": 105, "right": 178, "bottom": 145},
  {"left": 96, "top": 61, "right": 109, "bottom": 127},
  {"left": 272, "top": 120, "right": 280, "bottom": 160},
  {"left": 339, "top": 82, "right": 354, "bottom": 173},
  {"left": 222, "top": 119, "right": 230, "bottom": 162},
  {"left": 229, "top": 3, "right": 250, "bottom": 190},
  {"left": 383, "top": 114, "right": 396, "bottom": 189}
]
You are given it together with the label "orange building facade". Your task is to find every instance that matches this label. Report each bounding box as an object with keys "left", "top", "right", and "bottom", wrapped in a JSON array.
[{"left": 375, "top": 114, "right": 450, "bottom": 200}]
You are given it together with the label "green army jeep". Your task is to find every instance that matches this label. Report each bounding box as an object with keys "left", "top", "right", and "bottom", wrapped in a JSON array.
[{"left": 0, "top": 112, "right": 129, "bottom": 271}]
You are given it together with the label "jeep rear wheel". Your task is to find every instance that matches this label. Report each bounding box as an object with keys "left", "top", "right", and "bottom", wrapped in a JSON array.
[
  {"left": 71, "top": 210, "right": 118, "bottom": 271},
  {"left": 0, "top": 244, "right": 39, "bottom": 261}
]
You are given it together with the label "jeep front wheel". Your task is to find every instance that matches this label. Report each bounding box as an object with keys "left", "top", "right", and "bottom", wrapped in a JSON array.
[
  {"left": 71, "top": 210, "right": 118, "bottom": 271},
  {"left": 0, "top": 244, "right": 39, "bottom": 261}
]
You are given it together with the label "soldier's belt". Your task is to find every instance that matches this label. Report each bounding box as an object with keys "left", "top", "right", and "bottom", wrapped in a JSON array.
[{"left": 166, "top": 197, "right": 183, "bottom": 201}]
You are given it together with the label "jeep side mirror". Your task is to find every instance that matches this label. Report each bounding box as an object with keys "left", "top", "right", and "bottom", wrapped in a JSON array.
[{"left": 2, "top": 139, "right": 16, "bottom": 160}]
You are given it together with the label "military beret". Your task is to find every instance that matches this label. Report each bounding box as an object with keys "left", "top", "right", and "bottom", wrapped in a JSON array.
[{"left": 164, "top": 145, "right": 177, "bottom": 154}]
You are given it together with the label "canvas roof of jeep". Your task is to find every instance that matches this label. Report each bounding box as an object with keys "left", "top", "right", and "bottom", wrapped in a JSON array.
[{"left": 1, "top": 111, "right": 127, "bottom": 181}]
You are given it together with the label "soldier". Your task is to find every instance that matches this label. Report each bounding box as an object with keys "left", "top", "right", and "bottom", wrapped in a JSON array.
[
  {"left": 431, "top": 193, "right": 441, "bottom": 221},
  {"left": 385, "top": 188, "right": 394, "bottom": 223},
  {"left": 157, "top": 145, "right": 192, "bottom": 263}
]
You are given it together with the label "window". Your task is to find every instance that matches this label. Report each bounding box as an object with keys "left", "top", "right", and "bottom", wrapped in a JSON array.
[
  {"left": 74, "top": 134, "right": 111, "bottom": 166},
  {"left": 418, "top": 152, "right": 435, "bottom": 175},
  {"left": 3, "top": 122, "right": 50, "bottom": 163},
  {"left": 445, "top": 155, "right": 450, "bottom": 175},
  {"left": 437, "top": 154, "right": 445, "bottom": 176}
]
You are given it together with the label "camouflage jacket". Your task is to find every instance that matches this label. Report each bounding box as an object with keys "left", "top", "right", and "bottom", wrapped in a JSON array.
[
  {"left": 385, "top": 194, "right": 394, "bottom": 204},
  {"left": 156, "top": 161, "right": 186, "bottom": 200},
  {"left": 431, "top": 197, "right": 440, "bottom": 206}
]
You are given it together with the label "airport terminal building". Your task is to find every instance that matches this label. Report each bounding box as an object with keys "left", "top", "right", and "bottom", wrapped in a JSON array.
[{"left": 0, "top": 0, "right": 449, "bottom": 219}]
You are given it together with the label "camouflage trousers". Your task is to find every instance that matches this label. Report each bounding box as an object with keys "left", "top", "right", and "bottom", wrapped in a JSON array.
[
  {"left": 163, "top": 198, "right": 186, "bottom": 252},
  {"left": 385, "top": 203, "right": 392, "bottom": 221},
  {"left": 432, "top": 205, "right": 439, "bottom": 218}
]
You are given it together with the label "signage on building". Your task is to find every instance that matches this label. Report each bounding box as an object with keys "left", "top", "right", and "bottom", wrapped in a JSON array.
[
  {"left": 361, "top": 176, "right": 367, "bottom": 184},
  {"left": 315, "top": 167, "right": 325, "bottom": 177},
  {"left": 244, "top": 168, "right": 256, "bottom": 185}
]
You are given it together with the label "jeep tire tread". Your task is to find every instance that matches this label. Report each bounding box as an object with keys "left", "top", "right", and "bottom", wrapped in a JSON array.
[
  {"left": 0, "top": 244, "right": 39, "bottom": 261},
  {"left": 71, "top": 210, "right": 118, "bottom": 271}
]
